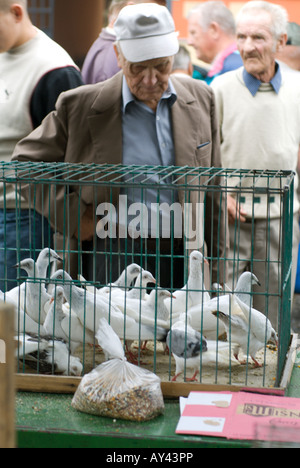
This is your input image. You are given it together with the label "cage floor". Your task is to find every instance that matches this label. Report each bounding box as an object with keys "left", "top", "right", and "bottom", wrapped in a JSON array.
[
  {"left": 17, "top": 341, "right": 278, "bottom": 389},
  {"left": 73, "top": 342, "right": 278, "bottom": 389}
]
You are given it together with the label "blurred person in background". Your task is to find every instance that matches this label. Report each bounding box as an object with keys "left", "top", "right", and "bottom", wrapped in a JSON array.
[
  {"left": 188, "top": 1, "right": 243, "bottom": 84},
  {"left": 171, "top": 44, "right": 193, "bottom": 78},
  {"left": 0, "top": 0, "right": 83, "bottom": 291},
  {"left": 82, "top": 0, "right": 128, "bottom": 84},
  {"left": 211, "top": 1, "right": 300, "bottom": 327},
  {"left": 277, "top": 21, "right": 300, "bottom": 71}
]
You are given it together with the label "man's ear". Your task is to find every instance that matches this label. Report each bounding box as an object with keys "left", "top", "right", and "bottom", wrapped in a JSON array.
[
  {"left": 277, "top": 33, "right": 288, "bottom": 53},
  {"left": 208, "top": 21, "right": 221, "bottom": 40},
  {"left": 113, "top": 43, "right": 123, "bottom": 68},
  {"left": 10, "top": 4, "right": 24, "bottom": 23}
]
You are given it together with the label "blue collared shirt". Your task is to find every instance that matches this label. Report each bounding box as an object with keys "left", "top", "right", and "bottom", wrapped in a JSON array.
[
  {"left": 122, "top": 76, "right": 177, "bottom": 167},
  {"left": 121, "top": 76, "right": 179, "bottom": 238},
  {"left": 243, "top": 62, "right": 282, "bottom": 96}
]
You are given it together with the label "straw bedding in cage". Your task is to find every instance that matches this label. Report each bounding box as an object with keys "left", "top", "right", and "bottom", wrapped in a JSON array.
[{"left": 15, "top": 334, "right": 297, "bottom": 397}]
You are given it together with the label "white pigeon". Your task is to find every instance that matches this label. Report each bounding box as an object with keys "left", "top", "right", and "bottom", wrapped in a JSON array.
[
  {"left": 0, "top": 290, "right": 48, "bottom": 336},
  {"left": 110, "top": 286, "right": 172, "bottom": 358},
  {"left": 224, "top": 271, "right": 261, "bottom": 307},
  {"left": 5, "top": 248, "right": 62, "bottom": 312},
  {"left": 15, "top": 333, "right": 83, "bottom": 376},
  {"left": 188, "top": 271, "right": 261, "bottom": 340},
  {"left": 142, "top": 288, "right": 173, "bottom": 322},
  {"left": 127, "top": 270, "right": 156, "bottom": 300},
  {"left": 15, "top": 258, "right": 52, "bottom": 325},
  {"left": 110, "top": 263, "right": 143, "bottom": 289},
  {"left": 167, "top": 316, "right": 235, "bottom": 381},
  {"left": 43, "top": 286, "right": 95, "bottom": 353},
  {"left": 15, "top": 333, "right": 49, "bottom": 358},
  {"left": 108, "top": 287, "right": 170, "bottom": 329},
  {"left": 104, "top": 270, "right": 156, "bottom": 323},
  {"left": 50, "top": 270, "right": 147, "bottom": 337},
  {"left": 212, "top": 294, "right": 278, "bottom": 368},
  {"left": 165, "top": 250, "right": 210, "bottom": 322},
  {"left": 97, "top": 263, "right": 143, "bottom": 295},
  {"left": 36, "top": 248, "right": 63, "bottom": 279},
  {"left": 187, "top": 301, "right": 226, "bottom": 340}
]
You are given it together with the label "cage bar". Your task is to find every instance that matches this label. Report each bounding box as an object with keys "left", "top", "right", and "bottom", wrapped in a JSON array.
[{"left": 0, "top": 162, "right": 295, "bottom": 392}]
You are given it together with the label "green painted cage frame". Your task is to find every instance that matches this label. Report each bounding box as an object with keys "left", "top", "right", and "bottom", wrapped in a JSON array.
[{"left": 0, "top": 162, "right": 295, "bottom": 390}]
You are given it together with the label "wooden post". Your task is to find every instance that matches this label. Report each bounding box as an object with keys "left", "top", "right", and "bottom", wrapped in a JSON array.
[{"left": 0, "top": 303, "right": 15, "bottom": 448}]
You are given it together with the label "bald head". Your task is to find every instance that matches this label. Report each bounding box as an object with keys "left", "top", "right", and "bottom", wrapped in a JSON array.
[
  {"left": 0, "top": 0, "right": 36, "bottom": 52},
  {"left": 0, "top": 0, "right": 27, "bottom": 12}
]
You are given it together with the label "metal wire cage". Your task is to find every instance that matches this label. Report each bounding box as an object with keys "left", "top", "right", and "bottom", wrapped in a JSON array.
[{"left": 0, "top": 162, "right": 295, "bottom": 390}]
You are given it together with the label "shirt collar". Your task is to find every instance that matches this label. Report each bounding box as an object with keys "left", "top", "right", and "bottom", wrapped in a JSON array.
[
  {"left": 122, "top": 75, "right": 177, "bottom": 113},
  {"left": 243, "top": 62, "right": 282, "bottom": 96}
]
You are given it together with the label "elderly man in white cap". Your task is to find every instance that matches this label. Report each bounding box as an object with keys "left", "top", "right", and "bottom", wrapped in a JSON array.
[{"left": 12, "top": 3, "right": 226, "bottom": 289}]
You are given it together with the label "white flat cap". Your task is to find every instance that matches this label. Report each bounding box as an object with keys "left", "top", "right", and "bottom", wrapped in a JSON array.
[{"left": 114, "top": 3, "right": 179, "bottom": 63}]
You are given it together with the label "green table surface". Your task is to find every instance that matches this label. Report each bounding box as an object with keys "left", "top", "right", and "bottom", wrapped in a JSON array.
[{"left": 15, "top": 364, "right": 300, "bottom": 449}]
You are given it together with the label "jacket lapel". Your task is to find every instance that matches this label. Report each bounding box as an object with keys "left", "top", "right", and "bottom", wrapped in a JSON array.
[
  {"left": 87, "top": 73, "right": 123, "bottom": 165},
  {"left": 87, "top": 74, "right": 202, "bottom": 168},
  {"left": 171, "top": 77, "right": 200, "bottom": 168}
]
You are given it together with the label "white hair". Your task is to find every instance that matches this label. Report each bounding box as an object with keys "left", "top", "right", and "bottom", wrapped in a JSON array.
[
  {"left": 188, "top": 1, "right": 236, "bottom": 36},
  {"left": 236, "top": 1, "right": 288, "bottom": 40},
  {"left": 172, "top": 45, "right": 191, "bottom": 71}
]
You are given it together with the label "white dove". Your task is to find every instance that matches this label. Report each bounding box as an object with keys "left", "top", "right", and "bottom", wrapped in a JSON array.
[
  {"left": 98, "top": 263, "right": 143, "bottom": 295},
  {"left": 225, "top": 271, "right": 261, "bottom": 307},
  {"left": 15, "top": 258, "right": 51, "bottom": 325},
  {"left": 165, "top": 250, "right": 210, "bottom": 323},
  {"left": 36, "top": 248, "right": 63, "bottom": 279},
  {"left": 212, "top": 294, "right": 278, "bottom": 368},
  {"left": 142, "top": 288, "right": 173, "bottom": 322},
  {"left": 127, "top": 270, "right": 156, "bottom": 300},
  {"left": 0, "top": 290, "right": 47, "bottom": 335},
  {"left": 109, "top": 287, "right": 171, "bottom": 329},
  {"left": 111, "top": 263, "right": 143, "bottom": 289},
  {"left": 50, "top": 270, "right": 153, "bottom": 339},
  {"left": 187, "top": 302, "right": 226, "bottom": 340},
  {"left": 43, "top": 286, "right": 95, "bottom": 353},
  {"left": 188, "top": 271, "right": 261, "bottom": 340},
  {"left": 5, "top": 248, "right": 62, "bottom": 311},
  {"left": 109, "top": 287, "right": 172, "bottom": 358},
  {"left": 16, "top": 333, "right": 83, "bottom": 376}
]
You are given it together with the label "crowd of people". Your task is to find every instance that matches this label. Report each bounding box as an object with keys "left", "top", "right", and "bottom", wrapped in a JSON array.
[{"left": 1, "top": 0, "right": 300, "bottom": 330}]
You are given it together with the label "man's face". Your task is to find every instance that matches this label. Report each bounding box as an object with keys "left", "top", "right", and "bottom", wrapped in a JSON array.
[
  {"left": 0, "top": 9, "right": 19, "bottom": 52},
  {"left": 188, "top": 13, "right": 215, "bottom": 64},
  {"left": 116, "top": 49, "right": 173, "bottom": 110},
  {"left": 236, "top": 11, "right": 285, "bottom": 81}
]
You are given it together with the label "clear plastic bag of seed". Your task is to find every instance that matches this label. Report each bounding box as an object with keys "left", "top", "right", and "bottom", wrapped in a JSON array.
[{"left": 71, "top": 318, "right": 165, "bottom": 421}]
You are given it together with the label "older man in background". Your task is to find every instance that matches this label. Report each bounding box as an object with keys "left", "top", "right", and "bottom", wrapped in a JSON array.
[
  {"left": 188, "top": 0, "right": 243, "bottom": 84},
  {"left": 211, "top": 1, "right": 300, "bottom": 327}
]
